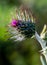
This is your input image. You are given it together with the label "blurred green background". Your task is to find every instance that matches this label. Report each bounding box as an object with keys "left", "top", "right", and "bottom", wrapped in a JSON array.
[{"left": 0, "top": 0, "right": 47, "bottom": 65}]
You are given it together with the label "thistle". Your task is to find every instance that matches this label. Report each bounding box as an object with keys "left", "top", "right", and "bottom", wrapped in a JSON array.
[
  {"left": 8, "top": 7, "right": 35, "bottom": 41},
  {"left": 8, "top": 7, "right": 47, "bottom": 65}
]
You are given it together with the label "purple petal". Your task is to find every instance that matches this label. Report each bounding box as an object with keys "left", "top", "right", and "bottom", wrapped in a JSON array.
[{"left": 11, "top": 19, "right": 18, "bottom": 27}]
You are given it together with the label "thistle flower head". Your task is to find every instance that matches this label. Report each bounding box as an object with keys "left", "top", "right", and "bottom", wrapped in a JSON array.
[{"left": 8, "top": 7, "right": 36, "bottom": 41}]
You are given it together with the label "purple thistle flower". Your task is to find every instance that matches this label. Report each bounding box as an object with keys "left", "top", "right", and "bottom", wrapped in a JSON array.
[
  {"left": 11, "top": 19, "right": 18, "bottom": 27},
  {"left": 8, "top": 7, "right": 36, "bottom": 41}
]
